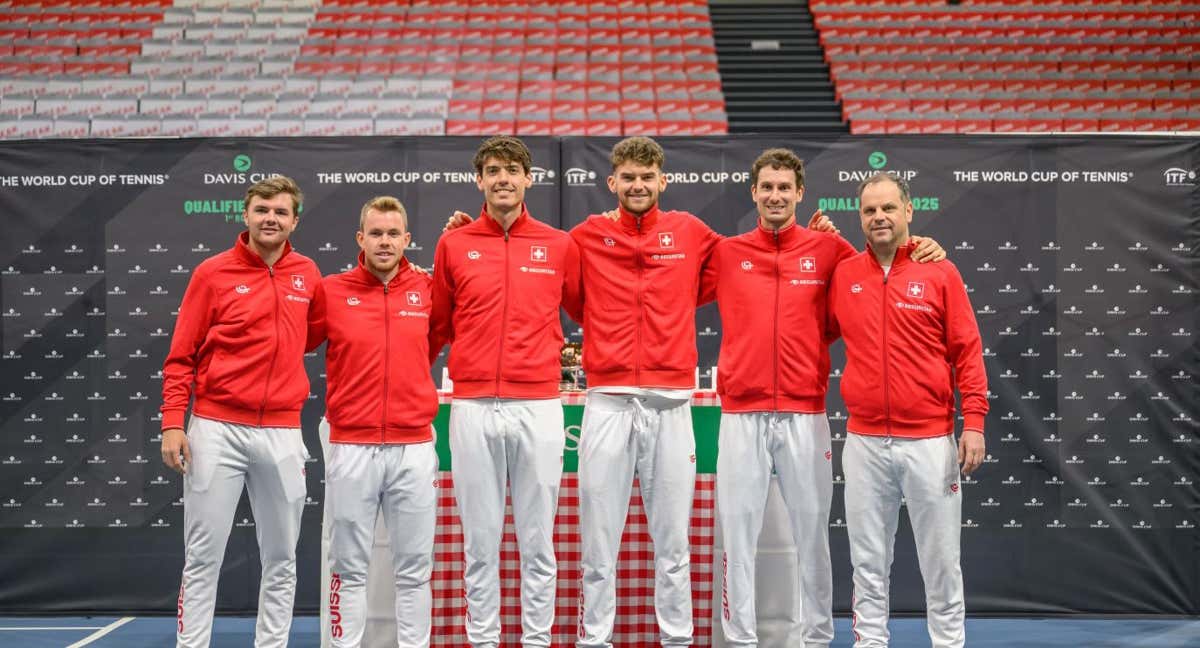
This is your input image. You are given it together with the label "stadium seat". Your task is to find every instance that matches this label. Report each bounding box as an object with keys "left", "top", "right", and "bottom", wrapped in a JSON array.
[
  {"left": 815, "top": 1, "right": 1198, "bottom": 133},
  {"left": 0, "top": 0, "right": 726, "bottom": 138}
]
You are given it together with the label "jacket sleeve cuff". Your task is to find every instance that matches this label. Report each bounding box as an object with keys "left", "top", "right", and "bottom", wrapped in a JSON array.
[
  {"left": 162, "top": 409, "right": 186, "bottom": 431},
  {"left": 962, "top": 413, "right": 986, "bottom": 435}
]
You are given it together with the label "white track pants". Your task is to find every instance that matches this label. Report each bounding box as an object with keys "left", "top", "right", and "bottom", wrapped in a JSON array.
[
  {"left": 326, "top": 438, "right": 438, "bottom": 648},
  {"left": 177, "top": 416, "right": 309, "bottom": 648},
  {"left": 843, "top": 433, "right": 964, "bottom": 648},
  {"left": 449, "top": 398, "right": 564, "bottom": 648},
  {"left": 717, "top": 412, "right": 833, "bottom": 648},
  {"left": 577, "top": 393, "right": 696, "bottom": 648}
]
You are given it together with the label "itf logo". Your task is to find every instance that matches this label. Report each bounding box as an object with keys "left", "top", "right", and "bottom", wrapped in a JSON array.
[
  {"left": 1163, "top": 167, "right": 1195, "bottom": 186},
  {"left": 564, "top": 167, "right": 597, "bottom": 186},
  {"left": 529, "top": 166, "right": 556, "bottom": 185}
]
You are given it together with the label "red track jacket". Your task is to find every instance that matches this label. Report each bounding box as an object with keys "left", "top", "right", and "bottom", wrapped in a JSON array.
[
  {"left": 429, "top": 205, "right": 583, "bottom": 399},
  {"left": 161, "top": 232, "right": 325, "bottom": 430},
  {"left": 701, "top": 221, "right": 857, "bottom": 412},
  {"left": 828, "top": 241, "right": 988, "bottom": 438},
  {"left": 570, "top": 204, "right": 722, "bottom": 389},
  {"left": 313, "top": 254, "right": 437, "bottom": 444}
]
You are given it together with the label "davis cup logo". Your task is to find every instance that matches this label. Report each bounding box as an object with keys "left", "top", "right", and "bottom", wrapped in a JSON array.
[
  {"left": 530, "top": 245, "right": 548, "bottom": 263},
  {"left": 799, "top": 256, "right": 816, "bottom": 273},
  {"left": 907, "top": 281, "right": 926, "bottom": 299},
  {"left": 658, "top": 232, "right": 674, "bottom": 249},
  {"left": 291, "top": 275, "right": 306, "bottom": 291}
]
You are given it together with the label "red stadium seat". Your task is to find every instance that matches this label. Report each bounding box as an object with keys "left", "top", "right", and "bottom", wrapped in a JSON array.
[{"left": 956, "top": 118, "right": 992, "bottom": 133}]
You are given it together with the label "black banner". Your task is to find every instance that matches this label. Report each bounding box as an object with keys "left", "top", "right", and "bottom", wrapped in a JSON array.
[{"left": 0, "top": 136, "right": 1196, "bottom": 616}]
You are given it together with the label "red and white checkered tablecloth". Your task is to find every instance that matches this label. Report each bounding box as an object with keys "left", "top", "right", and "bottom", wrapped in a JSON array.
[
  {"left": 432, "top": 473, "right": 717, "bottom": 646},
  {"left": 438, "top": 391, "right": 722, "bottom": 408}
]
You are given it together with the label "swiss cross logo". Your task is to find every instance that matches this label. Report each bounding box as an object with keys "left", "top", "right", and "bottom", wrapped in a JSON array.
[
  {"left": 290, "top": 275, "right": 306, "bottom": 291},
  {"left": 530, "top": 245, "right": 547, "bottom": 263},
  {"left": 406, "top": 291, "right": 422, "bottom": 306},
  {"left": 799, "top": 256, "right": 816, "bottom": 273},
  {"left": 658, "top": 232, "right": 674, "bottom": 249},
  {"left": 907, "top": 281, "right": 926, "bottom": 299},
  {"left": 850, "top": 283, "right": 862, "bottom": 294}
]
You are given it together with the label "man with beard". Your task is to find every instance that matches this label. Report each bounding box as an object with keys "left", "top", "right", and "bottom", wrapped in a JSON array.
[{"left": 162, "top": 175, "right": 324, "bottom": 647}]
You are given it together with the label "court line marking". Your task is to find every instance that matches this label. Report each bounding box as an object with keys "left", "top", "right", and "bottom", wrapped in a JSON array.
[
  {"left": 66, "top": 617, "right": 135, "bottom": 647},
  {"left": 0, "top": 627, "right": 104, "bottom": 631}
]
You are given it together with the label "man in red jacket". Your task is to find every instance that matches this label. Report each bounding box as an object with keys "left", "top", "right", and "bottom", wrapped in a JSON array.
[
  {"left": 702, "top": 149, "right": 856, "bottom": 648},
  {"left": 160, "top": 175, "right": 325, "bottom": 648},
  {"left": 570, "top": 136, "right": 722, "bottom": 648},
  {"left": 437, "top": 138, "right": 722, "bottom": 645},
  {"left": 701, "top": 150, "right": 944, "bottom": 648},
  {"left": 828, "top": 172, "right": 987, "bottom": 648},
  {"left": 310, "top": 196, "right": 439, "bottom": 648},
  {"left": 429, "top": 136, "right": 583, "bottom": 648}
]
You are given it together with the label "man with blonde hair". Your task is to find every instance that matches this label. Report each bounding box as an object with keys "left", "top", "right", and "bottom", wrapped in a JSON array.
[
  {"left": 310, "top": 195, "right": 439, "bottom": 647},
  {"left": 162, "top": 175, "right": 325, "bottom": 647}
]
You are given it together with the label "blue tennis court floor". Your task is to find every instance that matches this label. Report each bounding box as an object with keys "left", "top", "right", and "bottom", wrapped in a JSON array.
[{"left": 1, "top": 616, "right": 1196, "bottom": 647}]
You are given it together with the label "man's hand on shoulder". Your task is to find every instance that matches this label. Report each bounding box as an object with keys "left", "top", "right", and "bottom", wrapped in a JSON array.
[
  {"left": 443, "top": 210, "right": 473, "bottom": 232},
  {"left": 910, "top": 235, "right": 946, "bottom": 263},
  {"left": 807, "top": 209, "right": 839, "bottom": 235}
]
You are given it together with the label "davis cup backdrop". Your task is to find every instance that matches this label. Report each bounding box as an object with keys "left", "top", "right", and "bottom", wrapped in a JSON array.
[{"left": 0, "top": 136, "right": 1196, "bottom": 623}]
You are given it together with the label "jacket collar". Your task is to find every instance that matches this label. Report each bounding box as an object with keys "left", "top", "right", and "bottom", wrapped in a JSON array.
[
  {"left": 478, "top": 203, "right": 531, "bottom": 235},
  {"left": 867, "top": 239, "right": 916, "bottom": 269},
  {"left": 233, "top": 230, "right": 292, "bottom": 268},
  {"left": 617, "top": 203, "right": 660, "bottom": 233},
  {"left": 753, "top": 218, "right": 801, "bottom": 247},
  {"left": 352, "top": 251, "right": 410, "bottom": 288}
]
